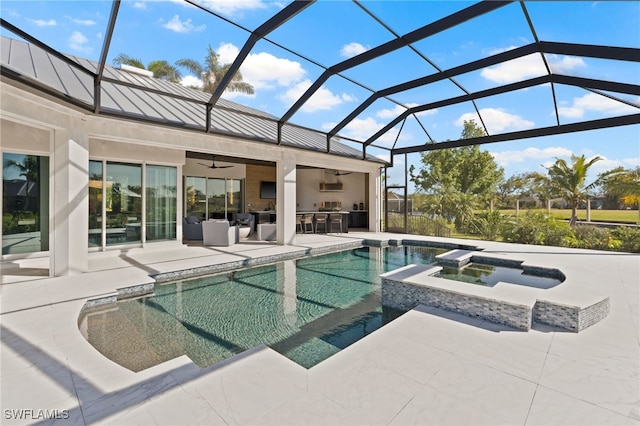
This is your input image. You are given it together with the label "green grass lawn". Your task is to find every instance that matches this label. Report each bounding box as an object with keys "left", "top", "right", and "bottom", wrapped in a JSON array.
[{"left": 495, "top": 208, "right": 639, "bottom": 224}]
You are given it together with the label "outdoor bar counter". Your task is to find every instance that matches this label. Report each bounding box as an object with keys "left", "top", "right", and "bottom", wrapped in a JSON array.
[{"left": 296, "top": 211, "right": 350, "bottom": 233}]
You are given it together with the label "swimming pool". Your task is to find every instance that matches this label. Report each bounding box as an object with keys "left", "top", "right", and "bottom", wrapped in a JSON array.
[
  {"left": 79, "top": 245, "right": 444, "bottom": 371},
  {"left": 79, "top": 244, "right": 565, "bottom": 371}
]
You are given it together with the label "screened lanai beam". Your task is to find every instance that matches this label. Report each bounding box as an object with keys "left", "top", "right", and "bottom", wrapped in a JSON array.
[
  {"left": 518, "top": 1, "right": 560, "bottom": 126},
  {"left": 363, "top": 74, "right": 640, "bottom": 148},
  {"left": 205, "top": 0, "right": 314, "bottom": 109},
  {"left": 392, "top": 114, "right": 640, "bottom": 155},
  {"left": 329, "top": 41, "right": 639, "bottom": 140},
  {"left": 328, "top": 42, "right": 540, "bottom": 139},
  {"left": 94, "top": 0, "right": 120, "bottom": 113},
  {"left": 279, "top": 0, "right": 511, "bottom": 124},
  {"left": 353, "top": 0, "right": 483, "bottom": 139},
  {"left": 540, "top": 41, "right": 640, "bottom": 62}
]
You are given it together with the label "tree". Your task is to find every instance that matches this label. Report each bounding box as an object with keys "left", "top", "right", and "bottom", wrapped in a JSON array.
[
  {"left": 176, "top": 45, "right": 254, "bottom": 95},
  {"left": 598, "top": 166, "right": 640, "bottom": 223},
  {"left": 4, "top": 155, "right": 39, "bottom": 211},
  {"left": 112, "top": 54, "right": 182, "bottom": 83},
  {"left": 409, "top": 120, "right": 504, "bottom": 230},
  {"left": 546, "top": 154, "right": 602, "bottom": 225},
  {"left": 496, "top": 173, "right": 529, "bottom": 208}
]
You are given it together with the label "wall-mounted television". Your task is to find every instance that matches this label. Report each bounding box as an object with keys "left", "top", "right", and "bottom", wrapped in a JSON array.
[{"left": 260, "top": 181, "right": 276, "bottom": 199}]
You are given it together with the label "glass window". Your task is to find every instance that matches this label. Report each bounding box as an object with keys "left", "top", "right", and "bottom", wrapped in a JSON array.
[
  {"left": 207, "top": 178, "right": 226, "bottom": 220},
  {"left": 2, "top": 153, "right": 49, "bottom": 255},
  {"left": 227, "top": 179, "right": 243, "bottom": 222},
  {"left": 105, "top": 162, "right": 141, "bottom": 246},
  {"left": 88, "top": 160, "right": 103, "bottom": 248},
  {"left": 185, "top": 176, "right": 206, "bottom": 221},
  {"left": 146, "top": 165, "right": 177, "bottom": 241}
]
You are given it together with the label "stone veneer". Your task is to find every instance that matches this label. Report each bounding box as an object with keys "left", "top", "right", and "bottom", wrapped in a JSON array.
[
  {"left": 381, "top": 265, "right": 534, "bottom": 331},
  {"left": 533, "top": 297, "right": 610, "bottom": 332},
  {"left": 380, "top": 246, "right": 610, "bottom": 332}
]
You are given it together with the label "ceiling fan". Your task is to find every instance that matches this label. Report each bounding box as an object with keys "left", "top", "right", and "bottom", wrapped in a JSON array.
[
  {"left": 331, "top": 170, "right": 352, "bottom": 176},
  {"left": 198, "top": 159, "right": 234, "bottom": 169}
]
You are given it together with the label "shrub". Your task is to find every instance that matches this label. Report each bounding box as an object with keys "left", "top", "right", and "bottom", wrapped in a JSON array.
[
  {"left": 501, "top": 211, "right": 573, "bottom": 246},
  {"left": 471, "top": 210, "right": 503, "bottom": 240},
  {"left": 501, "top": 211, "right": 548, "bottom": 245},
  {"left": 611, "top": 226, "right": 640, "bottom": 253},
  {"left": 570, "top": 225, "right": 614, "bottom": 250}
]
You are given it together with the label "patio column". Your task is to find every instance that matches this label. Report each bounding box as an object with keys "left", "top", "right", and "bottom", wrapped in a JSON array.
[
  {"left": 276, "top": 153, "right": 296, "bottom": 245},
  {"left": 368, "top": 171, "right": 381, "bottom": 232},
  {"left": 587, "top": 198, "right": 591, "bottom": 222},
  {"left": 52, "top": 122, "right": 89, "bottom": 276}
]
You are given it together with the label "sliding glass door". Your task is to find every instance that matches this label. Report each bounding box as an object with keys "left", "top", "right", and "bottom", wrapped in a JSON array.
[
  {"left": 89, "top": 161, "right": 176, "bottom": 248},
  {"left": 2, "top": 153, "right": 49, "bottom": 255},
  {"left": 184, "top": 177, "right": 244, "bottom": 222},
  {"left": 146, "top": 165, "right": 177, "bottom": 241}
]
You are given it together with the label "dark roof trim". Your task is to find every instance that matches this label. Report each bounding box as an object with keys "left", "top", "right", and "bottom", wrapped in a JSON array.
[
  {"left": 279, "top": 0, "right": 512, "bottom": 124},
  {"left": 363, "top": 74, "right": 640, "bottom": 148},
  {"left": 94, "top": 0, "right": 120, "bottom": 113},
  {"left": 392, "top": 114, "right": 640, "bottom": 155},
  {"left": 206, "top": 0, "right": 314, "bottom": 108}
]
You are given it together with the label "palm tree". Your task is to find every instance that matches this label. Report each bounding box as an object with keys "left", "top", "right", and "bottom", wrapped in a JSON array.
[
  {"left": 601, "top": 167, "right": 640, "bottom": 224},
  {"left": 546, "top": 154, "right": 602, "bottom": 225},
  {"left": 4, "top": 155, "right": 39, "bottom": 212},
  {"left": 113, "top": 54, "right": 182, "bottom": 83},
  {"left": 176, "top": 45, "right": 254, "bottom": 95}
]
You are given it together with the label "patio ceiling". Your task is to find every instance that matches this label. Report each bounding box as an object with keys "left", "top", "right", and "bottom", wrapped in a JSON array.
[{"left": 1, "top": 0, "right": 638, "bottom": 163}]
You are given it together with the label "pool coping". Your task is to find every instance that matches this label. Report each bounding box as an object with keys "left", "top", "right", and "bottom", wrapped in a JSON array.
[{"left": 78, "top": 238, "right": 610, "bottom": 335}]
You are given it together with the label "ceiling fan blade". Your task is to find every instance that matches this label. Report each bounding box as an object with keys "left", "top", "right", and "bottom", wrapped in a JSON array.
[{"left": 199, "top": 160, "right": 234, "bottom": 169}]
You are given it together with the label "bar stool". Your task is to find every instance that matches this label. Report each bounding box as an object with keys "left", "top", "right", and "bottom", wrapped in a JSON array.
[
  {"left": 314, "top": 213, "right": 328, "bottom": 233},
  {"left": 296, "top": 214, "right": 304, "bottom": 233},
  {"left": 329, "top": 213, "right": 343, "bottom": 233},
  {"left": 302, "top": 214, "right": 315, "bottom": 233}
]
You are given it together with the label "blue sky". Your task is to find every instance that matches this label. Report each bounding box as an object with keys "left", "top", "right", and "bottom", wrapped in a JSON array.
[{"left": 2, "top": 0, "right": 638, "bottom": 191}]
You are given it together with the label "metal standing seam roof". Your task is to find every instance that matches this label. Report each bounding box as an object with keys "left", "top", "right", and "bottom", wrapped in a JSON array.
[{"left": 0, "top": 35, "right": 377, "bottom": 162}]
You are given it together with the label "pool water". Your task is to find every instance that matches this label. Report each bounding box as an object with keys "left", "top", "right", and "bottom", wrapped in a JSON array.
[
  {"left": 437, "top": 263, "right": 562, "bottom": 289},
  {"left": 80, "top": 245, "right": 443, "bottom": 371},
  {"left": 79, "top": 245, "right": 562, "bottom": 371}
]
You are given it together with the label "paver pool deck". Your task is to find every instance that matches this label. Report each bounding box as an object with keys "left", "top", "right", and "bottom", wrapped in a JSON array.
[{"left": 1, "top": 232, "right": 639, "bottom": 425}]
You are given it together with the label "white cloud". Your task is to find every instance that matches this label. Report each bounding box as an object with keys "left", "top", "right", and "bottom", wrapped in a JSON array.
[
  {"left": 68, "top": 17, "right": 96, "bottom": 26},
  {"left": 547, "top": 55, "right": 586, "bottom": 74},
  {"left": 214, "top": 43, "right": 306, "bottom": 89},
  {"left": 341, "top": 42, "right": 369, "bottom": 58},
  {"left": 279, "top": 80, "right": 353, "bottom": 112},
  {"left": 456, "top": 108, "right": 534, "bottom": 133},
  {"left": 558, "top": 92, "right": 640, "bottom": 119},
  {"left": 481, "top": 53, "right": 585, "bottom": 84},
  {"left": 376, "top": 103, "right": 438, "bottom": 120},
  {"left": 180, "top": 75, "right": 203, "bottom": 89},
  {"left": 377, "top": 105, "right": 407, "bottom": 119},
  {"left": 197, "top": 0, "right": 268, "bottom": 16},
  {"left": 30, "top": 19, "right": 57, "bottom": 27},
  {"left": 216, "top": 42, "right": 239, "bottom": 64},
  {"left": 491, "top": 146, "right": 573, "bottom": 166},
  {"left": 323, "top": 117, "right": 405, "bottom": 145},
  {"left": 162, "top": 15, "right": 205, "bottom": 33},
  {"left": 133, "top": 2, "right": 147, "bottom": 10},
  {"left": 68, "top": 31, "right": 91, "bottom": 53}
]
